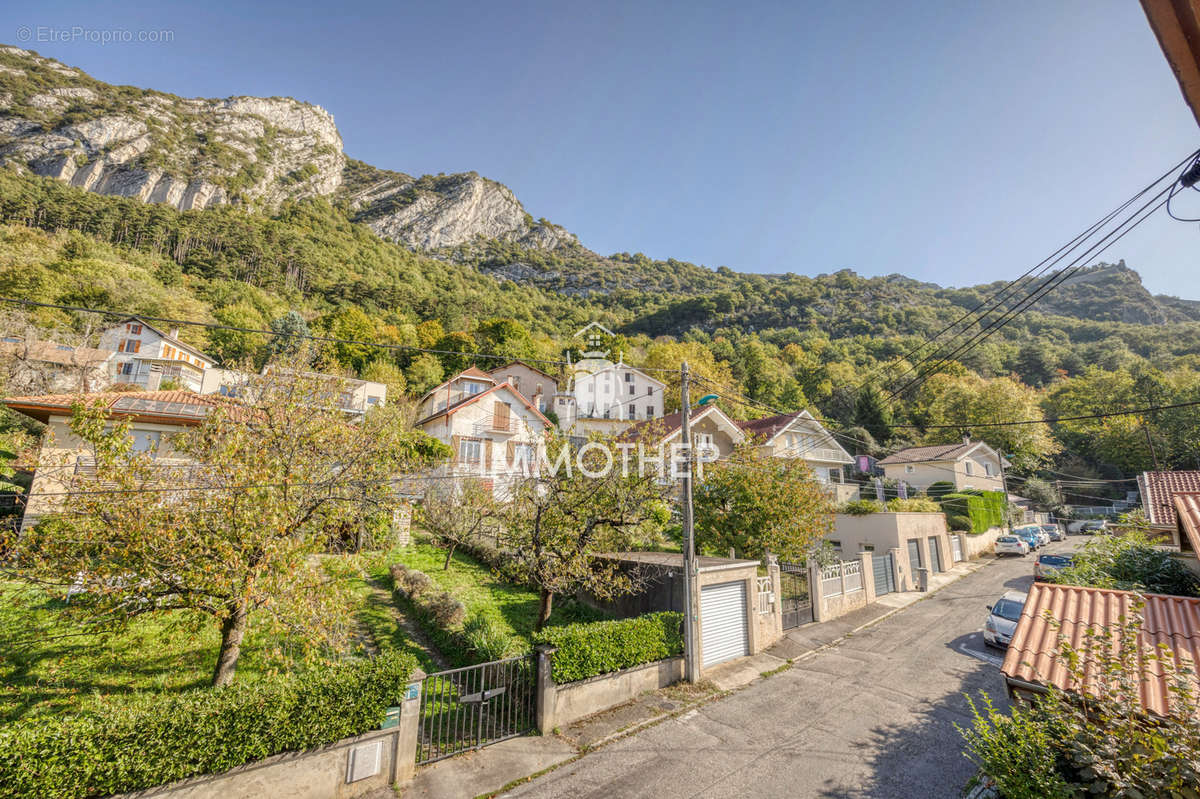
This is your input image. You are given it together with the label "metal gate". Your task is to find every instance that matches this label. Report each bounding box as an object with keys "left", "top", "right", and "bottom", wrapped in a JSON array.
[
  {"left": 416, "top": 655, "right": 536, "bottom": 765},
  {"left": 700, "top": 580, "right": 749, "bottom": 667},
  {"left": 872, "top": 551, "right": 896, "bottom": 596},
  {"left": 778, "top": 562, "right": 813, "bottom": 629},
  {"left": 950, "top": 534, "right": 963, "bottom": 562}
]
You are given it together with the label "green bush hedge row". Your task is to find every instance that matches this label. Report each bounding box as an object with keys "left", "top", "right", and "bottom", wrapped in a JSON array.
[
  {"left": 532, "top": 611, "right": 684, "bottom": 683},
  {"left": 0, "top": 650, "right": 416, "bottom": 799},
  {"left": 938, "top": 490, "right": 1005, "bottom": 534}
]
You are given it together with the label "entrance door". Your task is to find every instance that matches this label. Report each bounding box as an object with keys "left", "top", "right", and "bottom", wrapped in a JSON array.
[
  {"left": 951, "top": 535, "right": 963, "bottom": 562},
  {"left": 928, "top": 537, "right": 943, "bottom": 573},
  {"left": 906, "top": 538, "right": 923, "bottom": 571},
  {"left": 872, "top": 552, "right": 896, "bottom": 596},
  {"left": 700, "top": 581, "right": 749, "bottom": 667}
]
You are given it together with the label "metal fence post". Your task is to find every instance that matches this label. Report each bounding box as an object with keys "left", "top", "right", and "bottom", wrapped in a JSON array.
[
  {"left": 535, "top": 644, "right": 558, "bottom": 733},
  {"left": 393, "top": 667, "right": 424, "bottom": 786}
]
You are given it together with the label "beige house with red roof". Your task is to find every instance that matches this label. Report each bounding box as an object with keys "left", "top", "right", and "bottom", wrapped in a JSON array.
[
  {"left": 486, "top": 361, "right": 557, "bottom": 414},
  {"left": 414, "top": 367, "right": 552, "bottom": 497},
  {"left": 736, "top": 410, "right": 857, "bottom": 502},
  {"left": 878, "top": 438, "right": 1006, "bottom": 493},
  {"left": 98, "top": 317, "right": 215, "bottom": 392},
  {"left": 3, "top": 390, "right": 230, "bottom": 530}
]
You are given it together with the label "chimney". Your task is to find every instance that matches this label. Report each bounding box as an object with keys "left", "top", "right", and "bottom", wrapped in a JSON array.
[
  {"left": 962, "top": 434, "right": 971, "bottom": 445},
  {"left": 168, "top": 327, "right": 180, "bottom": 340},
  {"left": 145, "top": 363, "right": 163, "bottom": 391}
]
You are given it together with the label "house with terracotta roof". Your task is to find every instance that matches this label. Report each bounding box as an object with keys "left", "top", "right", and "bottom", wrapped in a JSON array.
[
  {"left": 486, "top": 361, "right": 557, "bottom": 413},
  {"left": 3, "top": 389, "right": 232, "bottom": 530},
  {"left": 737, "top": 411, "right": 857, "bottom": 502},
  {"left": 878, "top": 438, "right": 1007, "bottom": 493},
  {"left": 1138, "top": 470, "right": 1200, "bottom": 528},
  {"left": 615, "top": 404, "right": 745, "bottom": 483},
  {"left": 98, "top": 317, "right": 215, "bottom": 392},
  {"left": 1001, "top": 582, "right": 1200, "bottom": 718},
  {"left": 414, "top": 368, "right": 552, "bottom": 497},
  {"left": 0, "top": 336, "right": 115, "bottom": 393}
]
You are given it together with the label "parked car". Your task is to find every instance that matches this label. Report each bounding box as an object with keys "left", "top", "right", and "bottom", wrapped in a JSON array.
[
  {"left": 984, "top": 591, "right": 1028, "bottom": 648},
  {"left": 1034, "top": 552, "right": 1075, "bottom": 581},
  {"left": 1080, "top": 520, "right": 1108, "bottom": 535},
  {"left": 1014, "top": 527, "right": 1042, "bottom": 551},
  {"left": 1041, "top": 524, "right": 1066, "bottom": 542},
  {"left": 995, "top": 535, "right": 1029, "bottom": 557}
]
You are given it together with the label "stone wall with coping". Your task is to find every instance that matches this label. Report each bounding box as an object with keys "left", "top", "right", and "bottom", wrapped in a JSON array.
[
  {"left": 958, "top": 526, "right": 1006, "bottom": 559},
  {"left": 538, "top": 655, "right": 684, "bottom": 730}
]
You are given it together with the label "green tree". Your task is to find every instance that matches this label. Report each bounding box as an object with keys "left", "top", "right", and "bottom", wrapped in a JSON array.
[
  {"left": 498, "top": 434, "right": 667, "bottom": 630},
  {"left": 267, "top": 310, "right": 311, "bottom": 358},
  {"left": 417, "top": 480, "right": 497, "bottom": 570},
  {"left": 208, "top": 303, "right": 267, "bottom": 365},
  {"left": 474, "top": 317, "right": 535, "bottom": 362},
  {"left": 8, "top": 363, "right": 449, "bottom": 687},
  {"left": 1047, "top": 518, "right": 1200, "bottom": 597},
  {"left": 693, "top": 445, "right": 834, "bottom": 561},
  {"left": 853, "top": 384, "right": 895, "bottom": 445},
  {"left": 435, "top": 331, "right": 478, "bottom": 374},
  {"left": 322, "top": 307, "right": 376, "bottom": 372},
  {"left": 405, "top": 353, "right": 444, "bottom": 396}
]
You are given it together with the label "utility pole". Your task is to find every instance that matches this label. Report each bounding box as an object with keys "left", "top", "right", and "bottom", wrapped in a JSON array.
[
  {"left": 997, "top": 449, "right": 1012, "bottom": 531},
  {"left": 679, "top": 361, "right": 700, "bottom": 683}
]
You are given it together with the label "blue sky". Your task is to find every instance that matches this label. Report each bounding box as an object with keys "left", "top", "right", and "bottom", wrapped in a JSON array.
[{"left": 10, "top": 1, "right": 1200, "bottom": 297}]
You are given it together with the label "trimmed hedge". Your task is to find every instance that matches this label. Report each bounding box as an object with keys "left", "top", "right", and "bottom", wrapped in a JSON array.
[
  {"left": 0, "top": 650, "right": 416, "bottom": 799},
  {"left": 938, "top": 490, "right": 1006, "bottom": 534},
  {"left": 532, "top": 611, "right": 683, "bottom": 683}
]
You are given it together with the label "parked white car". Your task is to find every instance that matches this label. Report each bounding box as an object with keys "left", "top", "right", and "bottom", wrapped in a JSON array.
[
  {"left": 994, "top": 535, "right": 1029, "bottom": 557},
  {"left": 984, "top": 590, "right": 1028, "bottom": 648}
]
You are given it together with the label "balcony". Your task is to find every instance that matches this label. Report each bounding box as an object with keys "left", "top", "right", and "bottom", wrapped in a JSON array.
[
  {"left": 802, "top": 447, "right": 849, "bottom": 464},
  {"left": 473, "top": 418, "right": 516, "bottom": 436}
]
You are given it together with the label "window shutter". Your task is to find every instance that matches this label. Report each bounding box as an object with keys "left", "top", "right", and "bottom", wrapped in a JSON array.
[
  {"left": 506, "top": 440, "right": 515, "bottom": 466},
  {"left": 451, "top": 435, "right": 463, "bottom": 463},
  {"left": 484, "top": 439, "right": 493, "bottom": 469}
]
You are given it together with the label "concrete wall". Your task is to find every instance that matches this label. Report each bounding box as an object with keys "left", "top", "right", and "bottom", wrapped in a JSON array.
[
  {"left": 544, "top": 657, "right": 684, "bottom": 729},
  {"left": 831, "top": 512, "right": 953, "bottom": 592},
  {"left": 813, "top": 551, "right": 875, "bottom": 622},
  {"left": 959, "top": 526, "right": 1006, "bottom": 559}
]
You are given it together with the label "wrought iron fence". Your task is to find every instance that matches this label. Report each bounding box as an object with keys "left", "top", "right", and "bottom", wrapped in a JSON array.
[{"left": 416, "top": 654, "right": 536, "bottom": 765}]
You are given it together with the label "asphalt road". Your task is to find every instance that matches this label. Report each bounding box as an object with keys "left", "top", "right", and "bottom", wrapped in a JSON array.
[{"left": 505, "top": 539, "right": 1081, "bottom": 799}]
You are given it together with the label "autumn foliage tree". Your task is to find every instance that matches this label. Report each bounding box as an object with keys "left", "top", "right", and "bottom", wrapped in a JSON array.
[
  {"left": 693, "top": 444, "right": 834, "bottom": 562},
  {"left": 417, "top": 479, "right": 498, "bottom": 570},
  {"left": 6, "top": 364, "right": 448, "bottom": 687},
  {"left": 497, "top": 433, "right": 668, "bottom": 630}
]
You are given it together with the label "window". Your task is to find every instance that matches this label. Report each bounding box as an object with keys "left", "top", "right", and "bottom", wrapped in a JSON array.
[
  {"left": 646, "top": 386, "right": 652, "bottom": 395},
  {"left": 126, "top": 323, "right": 143, "bottom": 334},
  {"left": 511, "top": 376, "right": 521, "bottom": 390},
  {"left": 964, "top": 462, "right": 974, "bottom": 476},
  {"left": 587, "top": 383, "right": 594, "bottom": 393},
  {"left": 984, "top": 463, "right": 995, "bottom": 476},
  {"left": 646, "top": 405, "right": 655, "bottom": 418},
  {"left": 117, "top": 362, "right": 135, "bottom": 376},
  {"left": 367, "top": 396, "right": 381, "bottom": 406},
  {"left": 535, "top": 383, "right": 543, "bottom": 395},
  {"left": 129, "top": 429, "right": 161, "bottom": 454},
  {"left": 625, "top": 373, "right": 633, "bottom": 383},
  {"left": 163, "top": 345, "right": 175, "bottom": 359},
  {"left": 628, "top": 384, "right": 635, "bottom": 395},
  {"left": 627, "top": 405, "right": 636, "bottom": 420},
  {"left": 465, "top": 381, "right": 483, "bottom": 395},
  {"left": 829, "top": 540, "right": 842, "bottom": 552},
  {"left": 458, "top": 439, "right": 483, "bottom": 463},
  {"left": 56, "top": 344, "right": 72, "bottom": 351},
  {"left": 119, "top": 339, "right": 141, "bottom": 354}
]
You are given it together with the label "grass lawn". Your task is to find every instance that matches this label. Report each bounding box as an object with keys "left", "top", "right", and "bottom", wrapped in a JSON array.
[
  {"left": 0, "top": 560, "right": 428, "bottom": 722},
  {"left": 366, "top": 540, "right": 606, "bottom": 661}
]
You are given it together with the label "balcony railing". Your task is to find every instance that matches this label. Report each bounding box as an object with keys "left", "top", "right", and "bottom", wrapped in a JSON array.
[{"left": 473, "top": 418, "right": 515, "bottom": 436}]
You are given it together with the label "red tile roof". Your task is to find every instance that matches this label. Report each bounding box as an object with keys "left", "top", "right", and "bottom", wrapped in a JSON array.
[
  {"left": 1174, "top": 493, "right": 1200, "bottom": 554},
  {"left": 1138, "top": 470, "right": 1200, "bottom": 526},
  {"left": 736, "top": 412, "right": 796, "bottom": 441},
  {"left": 615, "top": 405, "right": 742, "bottom": 444},
  {"left": 1002, "top": 582, "right": 1200, "bottom": 717},
  {"left": 4, "top": 390, "right": 234, "bottom": 424}
]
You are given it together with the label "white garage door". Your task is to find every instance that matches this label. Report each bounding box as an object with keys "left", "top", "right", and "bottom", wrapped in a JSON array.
[{"left": 700, "top": 580, "right": 749, "bottom": 668}]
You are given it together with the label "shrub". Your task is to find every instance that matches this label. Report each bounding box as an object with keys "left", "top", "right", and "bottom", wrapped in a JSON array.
[
  {"left": 389, "top": 563, "right": 433, "bottom": 598},
  {"left": 425, "top": 591, "right": 466, "bottom": 627},
  {"left": 461, "top": 614, "right": 516, "bottom": 662},
  {"left": 885, "top": 497, "right": 940, "bottom": 513},
  {"left": 947, "top": 514, "right": 972, "bottom": 532},
  {"left": 532, "top": 612, "right": 683, "bottom": 683},
  {"left": 840, "top": 499, "right": 884, "bottom": 516},
  {"left": 938, "top": 491, "right": 1005, "bottom": 533},
  {"left": 1047, "top": 529, "right": 1200, "bottom": 597},
  {"left": 926, "top": 480, "right": 957, "bottom": 500},
  {"left": 0, "top": 650, "right": 416, "bottom": 799}
]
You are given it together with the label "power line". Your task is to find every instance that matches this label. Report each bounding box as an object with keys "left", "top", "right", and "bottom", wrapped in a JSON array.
[{"left": 892, "top": 398, "right": 1200, "bottom": 428}]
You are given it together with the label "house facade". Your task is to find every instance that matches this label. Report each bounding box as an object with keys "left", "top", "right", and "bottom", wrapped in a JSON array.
[
  {"left": 97, "top": 317, "right": 215, "bottom": 392},
  {"left": 878, "top": 438, "right": 1007, "bottom": 492},
  {"left": 199, "top": 366, "right": 387, "bottom": 416},
  {"left": 3, "top": 390, "right": 224, "bottom": 530},
  {"left": 0, "top": 337, "right": 115, "bottom": 393},
  {"left": 551, "top": 322, "right": 664, "bottom": 436},
  {"left": 617, "top": 404, "right": 745, "bottom": 482},
  {"left": 737, "top": 411, "right": 858, "bottom": 503},
  {"left": 414, "top": 368, "right": 551, "bottom": 497},
  {"left": 487, "top": 361, "right": 557, "bottom": 413}
]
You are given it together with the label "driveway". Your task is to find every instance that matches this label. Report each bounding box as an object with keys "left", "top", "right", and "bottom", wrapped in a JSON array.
[{"left": 504, "top": 539, "right": 1079, "bottom": 799}]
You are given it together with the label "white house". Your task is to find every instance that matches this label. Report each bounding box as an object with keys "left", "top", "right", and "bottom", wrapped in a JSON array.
[
  {"left": 552, "top": 322, "right": 664, "bottom": 436},
  {"left": 414, "top": 367, "right": 551, "bottom": 498},
  {"left": 98, "top": 317, "right": 214, "bottom": 392},
  {"left": 737, "top": 411, "right": 858, "bottom": 502},
  {"left": 878, "top": 438, "right": 1007, "bottom": 492},
  {"left": 199, "top": 366, "right": 387, "bottom": 417}
]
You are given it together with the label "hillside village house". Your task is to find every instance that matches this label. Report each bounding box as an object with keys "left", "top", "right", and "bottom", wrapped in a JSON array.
[
  {"left": 0, "top": 337, "right": 115, "bottom": 393},
  {"left": 199, "top": 366, "right": 387, "bottom": 416},
  {"left": 486, "top": 361, "right": 557, "bottom": 413},
  {"left": 98, "top": 317, "right": 215, "bottom": 392},
  {"left": 552, "top": 323, "right": 664, "bottom": 436},
  {"left": 414, "top": 367, "right": 551, "bottom": 497},
  {"left": 3, "top": 390, "right": 228, "bottom": 531},
  {"left": 737, "top": 411, "right": 858, "bottom": 502},
  {"left": 878, "top": 438, "right": 1007, "bottom": 493},
  {"left": 617, "top": 404, "right": 746, "bottom": 481}
]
